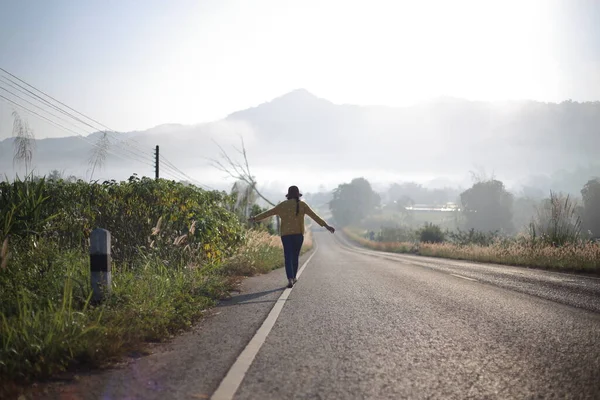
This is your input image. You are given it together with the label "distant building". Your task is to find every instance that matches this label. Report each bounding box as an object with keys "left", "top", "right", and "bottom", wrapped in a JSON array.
[{"left": 405, "top": 203, "right": 460, "bottom": 212}]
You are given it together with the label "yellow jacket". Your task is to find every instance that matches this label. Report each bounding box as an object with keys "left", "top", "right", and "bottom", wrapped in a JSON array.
[{"left": 254, "top": 199, "right": 328, "bottom": 236}]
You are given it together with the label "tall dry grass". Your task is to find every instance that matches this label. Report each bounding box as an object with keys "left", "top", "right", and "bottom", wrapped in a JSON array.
[
  {"left": 344, "top": 228, "right": 418, "bottom": 254},
  {"left": 222, "top": 230, "right": 283, "bottom": 276},
  {"left": 343, "top": 228, "right": 600, "bottom": 272},
  {"left": 223, "top": 228, "right": 315, "bottom": 276},
  {"left": 303, "top": 228, "right": 314, "bottom": 252},
  {"left": 419, "top": 241, "right": 600, "bottom": 271}
]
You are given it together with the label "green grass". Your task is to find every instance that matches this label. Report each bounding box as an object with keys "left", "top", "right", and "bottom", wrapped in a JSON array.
[
  {"left": 0, "top": 254, "right": 225, "bottom": 382},
  {"left": 0, "top": 230, "right": 288, "bottom": 397}
]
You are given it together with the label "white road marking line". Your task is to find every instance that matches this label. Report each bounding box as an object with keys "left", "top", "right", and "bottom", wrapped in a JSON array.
[
  {"left": 450, "top": 273, "right": 478, "bottom": 282},
  {"left": 211, "top": 245, "right": 319, "bottom": 400}
]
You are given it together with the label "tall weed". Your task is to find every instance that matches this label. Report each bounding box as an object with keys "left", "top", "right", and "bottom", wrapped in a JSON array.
[
  {"left": 531, "top": 191, "right": 582, "bottom": 246},
  {"left": 222, "top": 230, "right": 283, "bottom": 276}
]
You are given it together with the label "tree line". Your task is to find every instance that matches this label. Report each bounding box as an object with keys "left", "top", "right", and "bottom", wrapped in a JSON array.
[{"left": 329, "top": 177, "right": 600, "bottom": 240}]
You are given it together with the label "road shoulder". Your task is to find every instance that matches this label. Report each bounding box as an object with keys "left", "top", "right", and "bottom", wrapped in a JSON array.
[{"left": 30, "top": 250, "right": 312, "bottom": 400}]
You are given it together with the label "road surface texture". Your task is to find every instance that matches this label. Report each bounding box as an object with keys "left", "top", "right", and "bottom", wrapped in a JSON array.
[{"left": 39, "top": 230, "right": 600, "bottom": 399}]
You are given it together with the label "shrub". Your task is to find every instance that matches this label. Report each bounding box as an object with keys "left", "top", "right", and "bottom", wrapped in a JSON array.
[
  {"left": 376, "top": 226, "right": 416, "bottom": 242},
  {"left": 0, "top": 174, "right": 287, "bottom": 389},
  {"left": 447, "top": 228, "right": 500, "bottom": 246},
  {"left": 419, "top": 223, "right": 445, "bottom": 243}
]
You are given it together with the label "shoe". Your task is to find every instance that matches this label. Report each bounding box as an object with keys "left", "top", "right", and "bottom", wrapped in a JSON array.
[
  {"left": 287, "top": 279, "right": 293, "bottom": 288},
  {"left": 293, "top": 278, "right": 298, "bottom": 284}
]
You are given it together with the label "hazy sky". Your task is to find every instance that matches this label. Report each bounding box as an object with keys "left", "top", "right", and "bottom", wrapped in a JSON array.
[{"left": 1, "top": 0, "right": 599, "bottom": 139}]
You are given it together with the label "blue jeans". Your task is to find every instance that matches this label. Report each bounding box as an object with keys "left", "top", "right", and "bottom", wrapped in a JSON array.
[{"left": 281, "top": 234, "right": 304, "bottom": 280}]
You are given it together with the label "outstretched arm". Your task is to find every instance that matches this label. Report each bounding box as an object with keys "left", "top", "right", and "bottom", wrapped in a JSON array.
[
  {"left": 304, "top": 203, "right": 335, "bottom": 233},
  {"left": 250, "top": 204, "right": 279, "bottom": 222}
]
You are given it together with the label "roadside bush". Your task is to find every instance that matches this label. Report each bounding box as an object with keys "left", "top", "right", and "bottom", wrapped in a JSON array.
[
  {"left": 43, "top": 175, "right": 243, "bottom": 262},
  {"left": 0, "top": 175, "right": 287, "bottom": 389},
  {"left": 447, "top": 228, "right": 500, "bottom": 246},
  {"left": 376, "top": 226, "right": 416, "bottom": 242},
  {"left": 418, "top": 223, "right": 445, "bottom": 243}
]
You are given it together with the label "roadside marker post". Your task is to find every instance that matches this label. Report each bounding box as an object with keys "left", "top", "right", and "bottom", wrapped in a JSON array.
[{"left": 90, "top": 228, "right": 111, "bottom": 303}]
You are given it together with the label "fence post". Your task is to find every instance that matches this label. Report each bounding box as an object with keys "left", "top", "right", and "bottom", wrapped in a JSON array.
[{"left": 90, "top": 228, "right": 111, "bottom": 303}]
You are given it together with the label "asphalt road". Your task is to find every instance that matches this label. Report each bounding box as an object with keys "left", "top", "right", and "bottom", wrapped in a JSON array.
[
  {"left": 234, "top": 231, "right": 600, "bottom": 399},
  {"left": 39, "top": 230, "right": 600, "bottom": 399}
]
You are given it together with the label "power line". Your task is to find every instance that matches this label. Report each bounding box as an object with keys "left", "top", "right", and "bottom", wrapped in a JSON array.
[
  {"left": 1, "top": 89, "right": 207, "bottom": 184},
  {"left": 1, "top": 67, "right": 214, "bottom": 189},
  {"left": 1, "top": 71, "right": 193, "bottom": 181},
  {"left": 0, "top": 84, "right": 158, "bottom": 169},
  {"left": 0, "top": 87, "right": 203, "bottom": 184},
  {"left": 0, "top": 94, "right": 155, "bottom": 169},
  {"left": 160, "top": 155, "right": 214, "bottom": 189},
  {"left": 0, "top": 68, "right": 158, "bottom": 161},
  {"left": 0, "top": 75, "right": 91, "bottom": 131},
  {"left": 0, "top": 85, "right": 90, "bottom": 133},
  {"left": 0, "top": 74, "right": 156, "bottom": 165}
]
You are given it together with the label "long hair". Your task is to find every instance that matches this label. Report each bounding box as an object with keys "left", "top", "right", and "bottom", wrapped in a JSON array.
[{"left": 286, "top": 186, "right": 302, "bottom": 216}]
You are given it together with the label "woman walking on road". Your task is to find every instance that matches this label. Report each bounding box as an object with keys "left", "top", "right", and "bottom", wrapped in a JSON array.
[{"left": 250, "top": 185, "right": 335, "bottom": 288}]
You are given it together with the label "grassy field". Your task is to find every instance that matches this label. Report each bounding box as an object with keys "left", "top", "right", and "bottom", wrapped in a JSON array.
[{"left": 344, "top": 227, "right": 600, "bottom": 273}]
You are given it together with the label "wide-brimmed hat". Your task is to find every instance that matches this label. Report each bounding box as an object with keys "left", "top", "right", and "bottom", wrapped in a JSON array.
[{"left": 286, "top": 185, "right": 302, "bottom": 199}]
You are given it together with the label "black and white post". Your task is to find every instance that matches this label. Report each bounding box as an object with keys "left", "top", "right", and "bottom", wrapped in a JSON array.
[{"left": 90, "top": 228, "right": 111, "bottom": 303}]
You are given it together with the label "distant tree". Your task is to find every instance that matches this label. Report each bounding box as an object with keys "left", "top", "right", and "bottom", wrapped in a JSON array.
[
  {"left": 512, "top": 196, "right": 539, "bottom": 233},
  {"left": 394, "top": 195, "right": 416, "bottom": 225},
  {"left": 520, "top": 185, "right": 545, "bottom": 200},
  {"left": 581, "top": 178, "right": 600, "bottom": 238},
  {"left": 304, "top": 190, "right": 333, "bottom": 212},
  {"left": 387, "top": 182, "right": 455, "bottom": 205},
  {"left": 47, "top": 169, "right": 63, "bottom": 181},
  {"left": 396, "top": 195, "right": 415, "bottom": 209},
  {"left": 329, "top": 178, "right": 380, "bottom": 226},
  {"left": 460, "top": 179, "right": 514, "bottom": 233}
]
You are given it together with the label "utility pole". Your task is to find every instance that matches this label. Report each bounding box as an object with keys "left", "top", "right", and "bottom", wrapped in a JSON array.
[{"left": 154, "top": 145, "right": 159, "bottom": 180}]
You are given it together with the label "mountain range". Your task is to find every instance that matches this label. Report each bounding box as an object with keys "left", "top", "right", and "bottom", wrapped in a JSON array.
[{"left": 1, "top": 89, "right": 599, "bottom": 196}]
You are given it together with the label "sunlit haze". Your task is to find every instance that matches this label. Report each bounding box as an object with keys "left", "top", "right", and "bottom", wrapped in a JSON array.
[
  {"left": 1, "top": 0, "right": 597, "bottom": 136},
  {"left": 1, "top": 0, "right": 599, "bottom": 194}
]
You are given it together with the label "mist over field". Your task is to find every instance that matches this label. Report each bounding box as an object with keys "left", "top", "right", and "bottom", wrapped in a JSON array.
[{"left": 2, "top": 89, "right": 599, "bottom": 200}]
